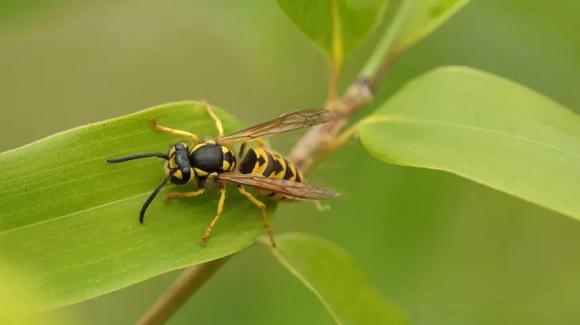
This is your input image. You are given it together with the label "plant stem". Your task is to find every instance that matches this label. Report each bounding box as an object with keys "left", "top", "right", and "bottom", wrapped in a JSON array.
[
  {"left": 327, "top": 63, "right": 341, "bottom": 104},
  {"left": 288, "top": 78, "right": 373, "bottom": 171},
  {"left": 359, "top": 0, "right": 410, "bottom": 82},
  {"left": 288, "top": 0, "right": 410, "bottom": 170},
  {"left": 139, "top": 7, "right": 406, "bottom": 323},
  {"left": 138, "top": 257, "right": 229, "bottom": 325}
]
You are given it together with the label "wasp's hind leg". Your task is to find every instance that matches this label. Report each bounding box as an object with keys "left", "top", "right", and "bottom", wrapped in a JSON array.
[
  {"left": 200, "top": 186, "right": 227, "bottom": 246},
  {"left": 151, "top": 118, "right": 199, "bottom": 142},
  {"left": 201, "top": 100, "right": 224, "bottom": 137},
  {"left": 313, "top": 200, "right": 330, "bottom": 212},
  {"left": 237, "top": 185, "right": 276, "bottom": 247}
]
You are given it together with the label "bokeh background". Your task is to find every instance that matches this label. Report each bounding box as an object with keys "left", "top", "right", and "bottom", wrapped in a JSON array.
[{"left": 1, "top": 0, "right": 580, "bottom": 324}]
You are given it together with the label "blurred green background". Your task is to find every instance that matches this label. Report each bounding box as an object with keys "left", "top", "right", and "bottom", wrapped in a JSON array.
[{"left": 1, "top": 0, "right": 579, "bottom": 324}]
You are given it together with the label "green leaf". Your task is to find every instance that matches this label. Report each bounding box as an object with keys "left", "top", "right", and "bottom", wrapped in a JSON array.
[
  {"left": 0, "top": 266, "right": 74, "bottom": 324},
  {"left": 260, "top": 233, "right": 406, "bottom": 325},
  {"left": 359, "top": 66, "right": 580, "bottom": 220},
  {"left": 277, "top": 0, "right": 388, "bottom": 68},
  {"left": 361, "top": 0, "right": 469, "bottom": 77},
  {"left": 0, "top": 101, "right": 270, "bottom": 310}
]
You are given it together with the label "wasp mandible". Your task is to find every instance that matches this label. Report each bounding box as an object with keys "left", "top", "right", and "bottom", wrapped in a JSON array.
[{"left": 107, "top": 102, "right": 338, "bottom": 247}]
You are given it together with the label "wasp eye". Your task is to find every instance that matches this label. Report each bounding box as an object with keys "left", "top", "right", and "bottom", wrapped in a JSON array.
[{"left": 175, "top": 143, "right": 186, "bottom": 150}]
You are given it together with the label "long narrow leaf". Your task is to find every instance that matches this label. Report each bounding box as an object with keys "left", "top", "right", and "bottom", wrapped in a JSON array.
[
  {"left": 0, "top": 102, "right": 269, "bottom": 310},
  {"left": 359, "top": 67, "right": 580, "bottom": 219},
  {"left": 260, "top": 233, "right": 406, "bottom": 325}
]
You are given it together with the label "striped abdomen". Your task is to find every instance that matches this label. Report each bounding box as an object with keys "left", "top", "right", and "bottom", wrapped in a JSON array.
[{"left": 238, "top": 147, "right": 304, "bottom": 197}]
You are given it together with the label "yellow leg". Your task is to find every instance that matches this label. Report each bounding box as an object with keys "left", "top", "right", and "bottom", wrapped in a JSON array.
[
  {"left": 164, "top": 188, "right": 206, "bottom": 202},
  {"left": 200, "top": 187, "right": 227, "bottom": 246},
  {"left": 313, "top": 200, "right": 330, "bottom": 212},
  {"left": 201, "top": 100, "right": 224, "bottom": 137},
  {"left": 237, "top": 185, "right": 276, "bottom": 247},
  {"left": 151, "top": 118, "right": 199, "bottom": 142}
]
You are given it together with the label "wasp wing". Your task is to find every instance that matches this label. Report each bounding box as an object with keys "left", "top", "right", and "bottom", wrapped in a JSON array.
[
  {"left": 218, "top": 172, "right": 339, "bottom": 200},
  {"left": 217, "top": 109, "right": 334, "bottom": 143}
]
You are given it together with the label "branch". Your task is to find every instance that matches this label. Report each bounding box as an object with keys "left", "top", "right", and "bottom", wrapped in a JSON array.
[
  {"left": 289, "top": 78, "right": 374, "bottom": 170},
  {"left": 138, "top": 257, "right": 230, "bottom": 325},
  {"left": 289, "top": 0, "right": 407, "bottom": 170}
]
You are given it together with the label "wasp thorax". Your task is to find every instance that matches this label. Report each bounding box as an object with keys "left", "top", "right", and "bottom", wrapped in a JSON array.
[
  {"left": 189, "top": 142, "right": 236, "bottom": 178},
  {"left": 166, "top": 143, "right": 193, "bottom": 184}
]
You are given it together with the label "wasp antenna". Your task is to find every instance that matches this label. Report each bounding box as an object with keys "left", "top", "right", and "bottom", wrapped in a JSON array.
[
  {"left": 107, "top": 152, "right": 169, "bottom": 163},
  {"left": 139, "top": 174, "right": 171, "bottom": 224}
]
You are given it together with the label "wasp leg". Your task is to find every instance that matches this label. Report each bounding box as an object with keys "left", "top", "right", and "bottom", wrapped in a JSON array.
[
  {"left": 201, "top": 100, "right": 224, "bottom": 137},
  {"left": 151, "top": 118, "right": 199, "bottom": 142},
  {"left": 200, "top": 186, "right": 226, "bottom": 246},
  {"left": 237, "top": 185, "right": 276, "bottom": 247},
  {"left": 164, "top": 188, "right": 206, "bottom": 202},
  {"left": 313, "top": 200, "right": 330, "bottom": 212}
]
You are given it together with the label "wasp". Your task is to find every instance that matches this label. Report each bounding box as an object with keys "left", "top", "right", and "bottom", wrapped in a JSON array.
[{"left": 107, "top": 103, "right": 338, "bottom": 247}]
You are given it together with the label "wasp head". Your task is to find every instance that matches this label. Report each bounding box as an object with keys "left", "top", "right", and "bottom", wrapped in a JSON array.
[{"left": 166, "top": 143, "right": 193, "bottom": 184}]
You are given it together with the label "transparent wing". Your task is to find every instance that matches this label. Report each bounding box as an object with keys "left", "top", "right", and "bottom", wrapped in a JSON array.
[
  {"left": 217, "top": 109, "right": 334, "bottom": 143},
  {"left": 218, "top": 172, "right": 339, "bottom": 200}
]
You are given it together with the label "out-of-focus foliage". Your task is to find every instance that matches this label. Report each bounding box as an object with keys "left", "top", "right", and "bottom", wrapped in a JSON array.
[
  {"left": 261, "top": 233, "right": 407, "bottom": 325},
  {"left": 0, "top": 266, "right": 74, "bottom": 324},
  {"left": 362, "top": 0, "right": 469, "bottom": 76},
  {"left": 277, "top": 0, "right": 388, "bottom": 68},
  {"left": 360, "top": 66, "right": 580, "bottom": 219}
]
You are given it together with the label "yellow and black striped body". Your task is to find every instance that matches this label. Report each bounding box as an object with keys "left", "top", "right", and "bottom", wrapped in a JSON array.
[{"left": 237, "top": 147, "right": 304, "bottom": 199}]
